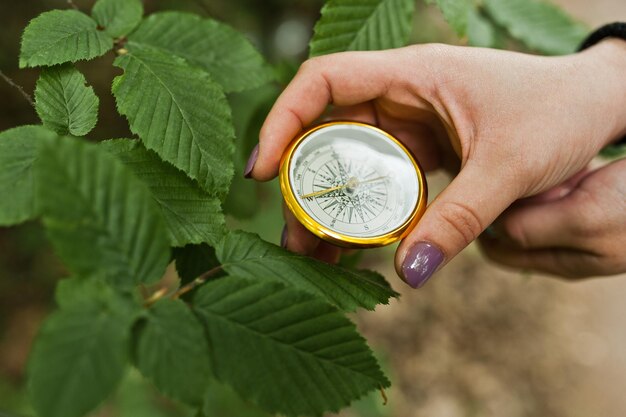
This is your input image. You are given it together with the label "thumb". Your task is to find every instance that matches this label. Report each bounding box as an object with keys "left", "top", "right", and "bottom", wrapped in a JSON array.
[{"left": 395, "top": 162, "right": 517, "bottom": 288}]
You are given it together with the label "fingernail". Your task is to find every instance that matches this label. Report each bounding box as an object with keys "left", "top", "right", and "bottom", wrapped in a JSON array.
[
  {"left": 243, "top": 144, "right": 259, "bottom": 179},
  {"left": 280, "top": 225, "right": 288, "bottom": 248},
  {"left": 401, "top": 242, "right": 444, "bottom": 289}
]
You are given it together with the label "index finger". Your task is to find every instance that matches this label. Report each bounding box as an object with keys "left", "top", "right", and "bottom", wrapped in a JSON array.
[{"left": 250, "top": 49, "right": 401, "bottom": 181}]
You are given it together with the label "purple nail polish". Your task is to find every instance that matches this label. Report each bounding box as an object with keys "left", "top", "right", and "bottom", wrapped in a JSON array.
[
  {"left": 280, "top": 225, "right": 288, "bottom": 248},
  {"left": 243, "top": 144, "right": 259, "bottom": 178},
  {"left": 401, "top": 242, "right": 444, "bottom": 289}
]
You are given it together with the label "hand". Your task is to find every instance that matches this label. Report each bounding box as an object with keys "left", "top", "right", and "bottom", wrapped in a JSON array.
[
  {"left": 479, "top": 159, "right": 626, "bottom": 278},
  {"left": 247, "top": 40, "right": 626, "bottom": 288}
]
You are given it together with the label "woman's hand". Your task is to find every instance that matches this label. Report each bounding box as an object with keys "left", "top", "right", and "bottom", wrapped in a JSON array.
[
  {"left": 246, "top": 39, "right": 626, "bottom": 288},
  {"left": 480, "top": 158, "right": 626, "bottom": 278}
]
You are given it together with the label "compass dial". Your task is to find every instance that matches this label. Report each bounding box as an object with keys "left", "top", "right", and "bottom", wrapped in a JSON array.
[{"left": 281, "top": 122, "right": 426, "bottom": 246}]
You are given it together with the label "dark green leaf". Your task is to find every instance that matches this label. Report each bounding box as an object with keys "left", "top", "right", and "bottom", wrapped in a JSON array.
[
  {"left": 483, "top": 0, "right": 587, "bottom": 55},
  {"left": 92, "top": 0, "right": 143, "bottom": 38},
  {"left": 112, "top": 43, "right": 235, "bottom": 198},
  {"left": 20, "top": 10, "right": 113, "bottom": 68},
  {"left": 427, "top": 0, "right": 471, "bottom": 36},
  {"left": 217, "top": 231, "right": 398, "bottom": 312},
  {"left": 225, "top": 85, "right": 279, "bottom": 219},
  {"left": 28, "top": 294, "right": 138, "bottom": 417},
  {"left": 173, "top": 244, "right": 222, "bottom": 285},
  {"left": 309, "top": 0, "right": 415, "bottom": 57},
  {"left": 600, "top": 144, "right": 626, "bottom": 159},
  {"left": 193, "top": 277, "right": 389, "bottom": 417},
  {"left": 55, "top": 277, "right": 142, "bottom": 311},
  {"left": 133, "top": 299, "right": 211, "bottom": 405},
  {"left": 0, "top": 126, "right": 56, "bottom": 226},
  {"left": 467, "top": 8, "right": 497, "bottom": 47},
  {"left": 35, "top": 136, "right": 170, "bottom": 287},
  {"left": 35, "top": 64, "right": 99, "bottom": 136},
  {"left": 129, "top": 12, "right": 276, "bottom": 92},
  {"left": 102, "top": 139, "right": 226, "bottom": 247},
  {"left": 201, "top": 379, "right": 271, "bottom": 417}
]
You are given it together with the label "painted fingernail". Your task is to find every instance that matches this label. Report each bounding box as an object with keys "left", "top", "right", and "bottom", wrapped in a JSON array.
[
  {"left": 243, "top": 144, "right": 259, "bottom": 179},
  {"left": 280, "top": 225, "right": 288, "bottom": 248},
  {"left": 401, "top": 242, "right": 444, "bottom": 289}
]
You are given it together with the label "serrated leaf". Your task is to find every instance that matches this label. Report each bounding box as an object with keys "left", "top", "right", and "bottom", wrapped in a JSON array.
[
  {"left": 129, "top": 12, "right": 275, "bottom": 92},
  {"left": 173, "top": 244, "right": 222, "bottom": 285},
  {"left": 467, "top": 8, "right": 498, "bottom": 48},
  {"left": 35, "top": 65, "right": 99, "bottom": 136},
  {"left": 426, "top": 0, "right": 471, "bottom": 36},
  {"left": 92, "top": 0, "right": 143, "bottom": 38},
  {"left": 309, "top": 0, "right": 415, "bottom": 57},
  {"left": 483, "top": 0, "right": 587, "bottom": 55},
  {"left": 20, "top": 10, "right": 113, "bottom": 68},
  {"left": 101, "top": 139, "right": 226, "bottom": 247},
  {"left": 193, "top": 276, "right": 389, "bottom": 417},
  {"left": 55, "top": 277, "right": 142, "bottom": 312},
  {"left": 112, "top": 43, "right": 235, "bottom": 198},
  {"left": 0, "top": 126, "right": 56, "bottom": 226},
  {"left": 28, "top": 296, "right": 137, "bottom": 417},
  {"left": 217, "top": 231, "right": 398, "bottom": 312},
  {"left": 225, "top": 86, "right": 279, "bottom": 219},
  {"left": 133, "top": 299, "right": 211, "bottom": 405},
  {"left": 35, "top": 136, "right": 170, "bottom": 288}
]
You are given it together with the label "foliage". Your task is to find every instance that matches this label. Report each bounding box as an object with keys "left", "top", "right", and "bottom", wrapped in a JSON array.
[{"left": 0, "top": 0, "right": 588, "bottom": 416}]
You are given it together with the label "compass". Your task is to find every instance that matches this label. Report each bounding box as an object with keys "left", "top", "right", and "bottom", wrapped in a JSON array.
[{"left": 279, "top": 121, "right": 427, "bottom": 248}]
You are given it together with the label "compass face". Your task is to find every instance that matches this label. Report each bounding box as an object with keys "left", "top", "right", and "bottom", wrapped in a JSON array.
[{"left": 286, "top": 123, "right": 422, "bottom": 241}]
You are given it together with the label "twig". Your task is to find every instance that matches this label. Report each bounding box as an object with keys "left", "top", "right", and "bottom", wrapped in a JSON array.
[
  {"left": 379, "top": 385, "right": 388, "bottom": 405},
  {"left": 144, "top": 265, "right": 224, "bottom": 307},
  {"left": 66, "top": 0, "right": 79, "bottom": 10},
  {"left": 172, "top": 265, "right": 223, "bottom": 299},
  {"left": 0, "top": 70, "right": 34, "bottom": 107}
]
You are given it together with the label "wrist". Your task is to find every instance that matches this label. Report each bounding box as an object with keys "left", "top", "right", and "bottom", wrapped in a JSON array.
[{"left": 578, "top": 39, "right": 626, "bottom": 147}]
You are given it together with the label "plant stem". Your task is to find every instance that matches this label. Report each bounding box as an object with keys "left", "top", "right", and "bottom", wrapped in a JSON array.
[
  {"left": 172, "top": 265, "right": 223, "bottom": 299},
  {"left": 0, "top": 70, "right": 34, "bottom": 108},
  {"left": 144, "top": 265, "right": 223, "bottom": 307},
  {"left": 66, "top": 0, "right": 79, "bottom": 10},
  {"left": 379, "top": 385, "right": 388, "bottom": 405}
]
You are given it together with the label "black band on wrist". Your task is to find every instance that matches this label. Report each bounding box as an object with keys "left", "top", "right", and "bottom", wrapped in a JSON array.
[{"left": 579, "top": 22, "right": 626, "bottom": 150}]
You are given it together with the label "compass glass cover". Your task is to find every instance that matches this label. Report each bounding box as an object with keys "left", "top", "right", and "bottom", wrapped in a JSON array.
[{"left": 288, "top": 123, "right": 420, "bottom": 239}]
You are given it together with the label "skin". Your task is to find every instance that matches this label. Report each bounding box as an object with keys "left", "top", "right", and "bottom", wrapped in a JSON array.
[{"left": 248, "top": 39, "right": 626, "bottom": 285}]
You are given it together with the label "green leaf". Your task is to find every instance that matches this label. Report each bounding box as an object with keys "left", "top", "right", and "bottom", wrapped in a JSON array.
[
  {"left": 35, "top": 65, "right": 99, "bottom": 136},
  {"left": 467, "top": 8, "right": 497, "bottom": 47},
  {"left": 35, "top": 136, "right": 170, "bottom": 287},
  {"left": 129, "top": 12, "right": 275, "bottom": 92},
  {"left": 133, "top": 299, "right": 211, "bottom": 405},
  {"left": 28, "top": 295, "right": 137, "bottom": 417},
  {"left": 20, "top": 10, "right": 113, "bottom": 68},
  {"left": 217, "top": 231, "right": 398, "bottom": 312},
  {"left": 101, "top": 139, "right": 226, "bottom": 247},
  {"left": 193, "top": 276, "right": 389, "bottom": 417},
  {"left": 483, "top": 0, "right": 587, "bottom": 55},
  {"left": 92, "top": 0, "right": 143, "bottom": 38},
  {"left": 427, "top": 0, "right": 471, "bottom": 36},
  {"left": 600, "top": 144, "right": 626, "bottom": 159},
  {"left": 309, "top": 0, "right": 415, "bottom": 57},
  {"left": 202, "top": 379, "right": 271, "bottom": 417},
  {"left": 173, "top": 244, "right": 222, "bottom": 285},
  {"left": 112, "top": 43, "right": 235, "bottom": 198},
  {"left": 55, "top": 277, "right": 142, "bottom": 311},
  {"left": 0, "top": 126, "right": 56, "bottom": 226},
  {"left": 225, "top": 85, "right": 279, "bottom": 219}
]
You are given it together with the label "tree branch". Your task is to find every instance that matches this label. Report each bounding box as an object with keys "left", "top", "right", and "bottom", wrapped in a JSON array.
[
  {"left": 144, "top": 265, "right": 224, "bottom": 307},
  {"left": 0, "top": 70, "right": 34, "bottom": 107}
]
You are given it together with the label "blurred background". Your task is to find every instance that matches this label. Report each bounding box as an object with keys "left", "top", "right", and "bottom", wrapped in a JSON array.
[{"left": 1, "top": 1, "right": 625, "bottom": 416}]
